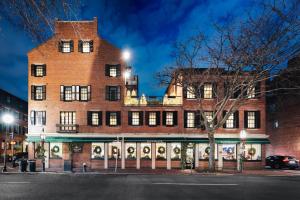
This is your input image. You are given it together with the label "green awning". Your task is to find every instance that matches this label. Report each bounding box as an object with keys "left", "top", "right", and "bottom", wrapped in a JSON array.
[{"left": 27, "top": 136, "right": 269, "bottom": 144}]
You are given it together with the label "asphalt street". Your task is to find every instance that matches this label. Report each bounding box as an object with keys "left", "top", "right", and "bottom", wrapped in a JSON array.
[{"left": 0, "top": 173, "right": 299, "bottom": 200}]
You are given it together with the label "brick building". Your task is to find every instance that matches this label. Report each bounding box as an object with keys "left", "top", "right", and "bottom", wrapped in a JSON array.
[
  {"left": 0, "top": 88, "right": 28, "bottom": 160},
  {"left": 267, "top": 56, "right": 300, "bottom": 159},
  {"left": 27, "top": 18, "right": 269, "bottom": 171}
]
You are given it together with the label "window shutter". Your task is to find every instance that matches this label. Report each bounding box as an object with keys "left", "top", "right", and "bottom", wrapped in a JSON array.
[
  {"left": 42, "top": 85, "right": 46, "bottom": 100},
  {"left": 116, "top": 64, "right": 121, "bottom": 77},
  {"left": 87, "top": 111, "right": 92, "bottom": 126},
  {"left": 43, "top": 64, "right": 46, "bottom": 76},
  {"left": 72, "top": 85, "right": 76, "bottom": 101},
  {"left": 78, "top": 40, "right": 83, "bottom": 52},
  {"left": 184, "top": 111, "right": 187, "bottom": 128},
  {"left": 173, "top": 111, "right": 178, "bottom": 126},
  {"left": 156, "top": 111, "right": 160, "bottom": 125},
  {"left": 105, "top": 86, "right": 110, "bottom": 100},
  {"left": 145, "top": 112, "right": 149, "bottom": 126},
  {"left": 30, "top": 111, "right": 35, "bottom": 125},
  {"left": 76, "top": 86, "right": 80, "bottom": 100},
  {"left": 106, "top": 112, "right": 110, "bottom": 126},
  {"left": 139, "top": 111, "right": 143, "bottom": 125},
  {"left": 89, "top": 40, "right": 93, "bottom": 52},
  {"left": 200, "top": 85, "right": 204, "bottom": 98},
  {"left": 162, "top": 111, "right": 166, "bottom": 126},
  {"left": 31, "top": 85, "right": 35, "bottom": 100},
  {"left": 212, "top": 82, "right": 217, "bottom": 98},
  {"left": 234, "top": 111, "right": 239, "bottom": 128},
  {"left": 244, "top": 111, "right": 248, "bottom": 128},
  {"left": 105, "top": 65, "right": 110, "bottom": 76},
  {"left": 128, "top": 111, "right": 132, "bottom": 125},
  {"left": 223, "top": 111, "right": 227, "bottom": 128},
  {"left": 195, "top": 111, "right": 200, "bottom": 128},
  {"left": 87, "top": 85, "right": 91, "bottom": 101},
  {"left": 117, "top": 111, "right": 121, "bottom": 126},
  {"left": 255, "top": 111, "right": 261, "bottom": 128},
  {"left": 117, "top": 86, "right": 121, "bottom": 100},
  {"left": 70, "top": 40, "right": 74, "bottom": 52},
  {"left": 58, "top": 41, "right": 63, "bottom": 52},
  {"left": 98, "top": 111, "right": 102, "bottom": 126},
  {"left": 42, "top": 111, "right": 46, "bottom": 125},
  {"left": 60, "top": 86, "right": 65, "bottom": 101},
  {"left": 255, "top": 82, "right": 261, "bottom": 98},
  {"left": 31, "top": 64, "right": 35, "bottom": 76}
]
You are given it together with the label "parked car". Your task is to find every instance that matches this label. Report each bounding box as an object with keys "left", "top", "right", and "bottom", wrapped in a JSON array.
[
  {"left": 12, "top": 152, "right": 28, "bottom": 167},
  {"left": 266, "top": 155, "right": 299, "bottom": 169}
]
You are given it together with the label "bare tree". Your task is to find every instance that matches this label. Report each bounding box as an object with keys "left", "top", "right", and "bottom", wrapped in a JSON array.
[
  {"left": 0, "top": 0, "right": 81, "bottom": 42},
  {"left": 157, "top": 0, "right": 300, "bottom": 172}
]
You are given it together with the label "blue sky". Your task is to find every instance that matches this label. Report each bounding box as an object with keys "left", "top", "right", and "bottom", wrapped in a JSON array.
[{"left": 0, "top": 0, "right": 253, "bottom": 100}]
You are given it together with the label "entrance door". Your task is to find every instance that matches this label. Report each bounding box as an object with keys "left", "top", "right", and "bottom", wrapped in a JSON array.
[{"left": 185, "top": 143, "right": 195, "bottom": 169}]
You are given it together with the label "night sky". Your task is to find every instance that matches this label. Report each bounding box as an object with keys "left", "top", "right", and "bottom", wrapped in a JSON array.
[{"left": 0, "top": 0, "right": 253, "bottom": 101}]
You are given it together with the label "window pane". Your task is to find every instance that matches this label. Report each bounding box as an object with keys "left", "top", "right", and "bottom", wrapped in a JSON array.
[
  {"left": 92, "top": 112, "right": 99, "bottom": 126},
  {"left": 108, "top": 142, "right": 121, "bottom": 159},
  {"left": 204, "top": 83, "right": 213, "bottom": 98},
  {"left": 91, "top": 143, "right": 104, "bottom": 159},
  {"left": 50, "top": 143, "right": 62, "bottom": 159},
  {"left": 132, "top": 112, "right": 140, "bottom": 125},
  {"left": 62, "top": 41, "right": 70, "bottom": 52},
  {"left": 80, "top": 87, "right": 88, "bottom": 101},
  {"left": 35, "top": 66, "right": 44, "bottom": 76},
  {"left": 187, "top": 86, "right": 195, "bottom": 99},
  {"left": 222, "top": 144, "right": 236, "bottom": 160},
  {"left": 35, "top": 86, "right": 43, "bottom": 100},
  {"left": 109, "top": 112, "right": 117, "bottom": 126},
  {"left": 109, "top": 66, "right": 117, "bottom": 77},
  {"left": 64, "top": 87, "right": 72, "bottom": 101},
  {"left": 171, "top": 143, "right": 181, "bottom": 160},
  {"left": 245, "top": 144, "right": 261, "bottom": 160},
  {"left": 125, "top": 143, "right": 136, "bottom": 159},
  {"left": 156, "top": 142, "right": 166, "bottom": 160},
  {"left": 226, "top": 113, "right": 234, "bottom": 128},
  {"left": 141, "top": 143, "right": 151, "bottom": 160},
  {"left": 247, "top": 112, "right": 255, "bottom": 128},
  {"left": 82, "top": 41, "right": 90, "bottom": 53},
  {"left": 166, "top": 112, "right": 173, "bottom": 126},
  {"left": 149, "top": 112, "right": 156, "bottom": 126},
  {"left": 198, "top": 143, "right": 218, "bottom": 160},
  {"left": 187, "top": 112, "right": 195, "bottom": 128}
]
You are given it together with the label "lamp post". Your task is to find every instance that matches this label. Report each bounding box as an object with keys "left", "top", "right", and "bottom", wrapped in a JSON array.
[
  {"left": 239, "top": 129, "right": 247, "bottom": 173},
  {"left": 40, "top": 134, "right": 46, "bottom": 172},
  {"left": 1, "top": 113, "right": 14, "bottom": 172}
]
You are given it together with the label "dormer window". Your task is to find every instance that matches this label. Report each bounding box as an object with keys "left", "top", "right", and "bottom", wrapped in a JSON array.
[
  {"left": 58, "top": 40, "right": 74, "bottom": 53},
  {"left": 78, "top": 40, "right": 93, "bottom": 53}
]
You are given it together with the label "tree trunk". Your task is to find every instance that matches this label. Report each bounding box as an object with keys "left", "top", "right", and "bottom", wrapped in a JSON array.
[{"left": 208, "top": 131, "right": 216, "bottom": 172}]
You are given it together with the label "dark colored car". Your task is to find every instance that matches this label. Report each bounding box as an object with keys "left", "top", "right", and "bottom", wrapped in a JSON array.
[
  {"left": 266, "top": 155, "right": 299, "bottom": 169},
  {"left": 12, "top": 152, "right": 28, "bottom": 167}
]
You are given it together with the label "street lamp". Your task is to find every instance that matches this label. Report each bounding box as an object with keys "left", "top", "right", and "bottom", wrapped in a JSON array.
[
  {"left": 122, "top": 49, "right": 131, "bottom": 62},
  {"left": 1, "top": 113, "right": 14, "bottom": 172},
  {"left": 239, "top": 129, "right": 247, "bottom": 173},
  {"left": 40, "top": 134, "right": 46, "bottom": 172}
]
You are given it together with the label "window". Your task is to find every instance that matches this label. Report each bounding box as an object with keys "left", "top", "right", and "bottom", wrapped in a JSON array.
[
  {"left": 105, "top": 86, "right": 121, "bottom": 101},
  {"left": 30, "top": 111, "right": 46, "bottom": 126},
  {"left": 106, "top": 111, "right": 121, "bottom": 126},
  {"left": 245, "top": 111, "right": 260, "bottom": 129},
  {"left": 204, "top": 111, "right": 213, "bottom": 127},
  {"left": 59, "top": 40, "right": 73, "bottom": 53},
  {"left": 163, "top": 111, "right": 177, "bottom": 126},
  {"left": 171, "top": 143, "right": 181, "bottom": 160},
  {"left": 60, "top": 111, "right": 76, "bottom": 131},
  {"left": 31, "top": 85, "right": 46, "bottom": 100},
  {"left": 60, "top": 85, "right": 91, "bottom": 101},
  {"left": 244, "top": 144, "right": 262, "bottom": 161},
  {"left": 166, "top": 112, "right": 173, "bottom": 126},
  {"left": 141, "top": 143, "right": 151, "bottom": 160},
  {"left": 91, "top": 143, "right": 104, "bottom": 159},
  {"left": 204, "top": 83, "right": 213, "bottom": 99},
  {"left": 187, "top": 86, "right": 195, "bottom": 99},
  {"left": 108, "top": 142, "right": 121, "bottom": 159},
  {"left": 222, "top": 144, "right": 236, "bottom": 160},
  {"left": 156, "top": 143, "right": 166, "bottom": 160},
  {"left": 125, "top": 143, "right": 136, "bottom": 160},
  {"left": 78, "top": 40, "right": 93, "bottom": 53},
  {"left": 223, "top": 111, "right": 239, "bottom": 129},
  {"left": 105, "top": 64, "right": 121, "bottom": 77},
  {"left": 247, "top": 86, "right": 255, "bottom": 98},
  {"left": 87, "top": 111, "right": 102, "bottom": 126},
  {"left": 50, "top": 143, "right": 62, "bottom": 159},
  {"left": 132, "top": 112, "right": 139, "bottom": 125},
  {"left": 128, "top": 111, "right": 143, "bottom": 126},
  {"left": 31, "top": 64, "right": 46, "bottom": 77},
  {"left": 149, "top": 112, "right": 156, "bottom": 126},
  {"left": 198, "top": 143, "right": 218, "bottom": 160},
  {"left": 186, "top": 112, "right": 195, "bottom": 128}
]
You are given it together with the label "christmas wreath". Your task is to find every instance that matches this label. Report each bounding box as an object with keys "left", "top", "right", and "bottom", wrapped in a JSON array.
[
  {"left": 158, "top": 146, "right": 165, "bottom": 154},
  {"left": 112, "top": 146, "right": 118, "bottom": 154},
  {"left": 205, "top": 147, "right": 210, "bottom": 154},
  {"left": 173, "top": 147, "right": 181, "bottom": 155},
  {"left": 52, "top": 145, "right": 60, "bottom": 153},
  {"left": 93, "top": 146, "right": 102, "bottom": 154},
  {"left": 127, "top": 147, "right": 135, "bottom": 154},
  {"left": 143, "top": 146, "right": 150, "bottom": 154},
  {"left": 248, "top": 147, "right": 256, "bottom": 156}
]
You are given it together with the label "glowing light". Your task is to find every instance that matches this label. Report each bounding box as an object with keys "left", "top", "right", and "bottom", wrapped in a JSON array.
[
  {"left": 122, "top": 49, "right": 131, "bottom": 62},
  {"left": 2, "top": 113, "right": 14, "bottom": 124},
  {"left": 124, "top": 70, "right": 131, "bottom": 79},
  {"left": 240, "top": 129, "right": 247, "bottom": 139}
]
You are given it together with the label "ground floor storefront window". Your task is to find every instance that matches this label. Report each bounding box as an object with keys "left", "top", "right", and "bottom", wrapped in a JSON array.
[
  {"left": 171, "top": 143, "right": 181, "bottom": 160},
  {"left": 156, "top": 142, "right": 166, "bottom": 160},
  {"left": 244, "top": 144, "right": 262, "bottom": 161},
  {"left": 141, "top": 143, "right": 151, "bottom": 160},
  {"left": 108, "top": 142, "right": 121, "bottom": 159},
  {"left": 50, "top": 143, "right": 62, "bottom": 159},
  {"left": 125, "top": 143, "right": 136, "bottom": 159},
  {"left": 198, "top": 143, "right": 218, "bottom": 160},
  {"left": 91, "top": 143, "right": 104, "bottom": 159},
  {"left": 222, "top": 144, "right": 237, "bottom": 160}
]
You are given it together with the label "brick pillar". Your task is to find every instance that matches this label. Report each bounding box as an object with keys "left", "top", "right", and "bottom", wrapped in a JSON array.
[
  {"left": 104, "top": 143, "right": 108, "bottom": 169},
  {"left": 136, "top": 143, "right": 141, "bottom": 169},
  {"left": 28, "top": 142, "right": 35, "bottom": 160},
  {"left": 121, "top": 139, "right": 125, "bottom": 169},
  {"left": 151, "top": 143, "right": 156, "bottom": 169},
  {"left": 167, "top": 143, "right": 171, "bottom": 170},
  {"left": 194, "top": 143, "right": 199, "bottom": 168},
  {"left": 217, "top": 144, "right": 223, "bottom": 171}
]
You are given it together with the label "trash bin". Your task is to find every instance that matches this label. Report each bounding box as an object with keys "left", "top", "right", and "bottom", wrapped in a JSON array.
[
  {"left": 18, "top": 160, "right": 27, "bottom": 172},
  {"left": 28, "top": 160, "right": 36, "bottom": 172}
]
